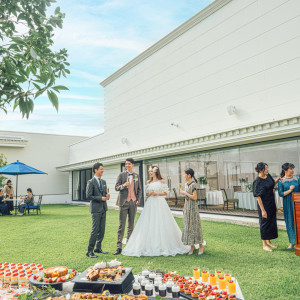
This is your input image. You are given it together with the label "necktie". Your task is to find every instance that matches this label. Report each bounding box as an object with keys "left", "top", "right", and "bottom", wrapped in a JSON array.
[{"left": 98, "top": 178, "right": 103, "bottom": 192}]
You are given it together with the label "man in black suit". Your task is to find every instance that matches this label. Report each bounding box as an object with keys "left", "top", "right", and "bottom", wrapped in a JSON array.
[{"left": 86, "top": 162, "right": 110, "bottom": 258}]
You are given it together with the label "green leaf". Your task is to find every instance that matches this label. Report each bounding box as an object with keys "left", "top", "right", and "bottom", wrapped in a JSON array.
[
  {"left": 47, "top": 90, "right": 59, "bottom": 111},
  {"left": 11, "top": 37, "right": 26, "bottom": 45},
  {"left": 52, "top": 85, "right": 68, "bottom": 92},
  {"left": 28, "top": 99, "right": 34, "bottom": 113},
  {"left": 54, "top": 6, "right": 60, "bottom": 14},
  {"left": 4, "top": 60, "right": 15, "bottom": 75},
  {"left": 13, "top": 100, "right": 19, "bottom": 111},
  {"left": 35, "top": 87, "right": 47, "bottom": 99},
  {"left": 32, "top": 83, "right": 41, "bottom": 90}
]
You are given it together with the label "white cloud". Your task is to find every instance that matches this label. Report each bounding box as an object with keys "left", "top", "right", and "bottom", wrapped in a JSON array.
[{"left": 69, "top": 69, "right": 104, "bottom": 83}]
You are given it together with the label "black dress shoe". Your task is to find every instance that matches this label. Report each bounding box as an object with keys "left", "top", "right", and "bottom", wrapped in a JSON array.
[
  {"left": 114, "top": 248, "right": 122, "bottom": 255},
  {"left": 94, "top": 249, "right": 108, "bottom": 254},
  {"left": 86, "top": 252, "right": 98, "bottom": 258}
]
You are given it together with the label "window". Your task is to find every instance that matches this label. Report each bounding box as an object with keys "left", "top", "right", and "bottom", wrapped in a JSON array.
[{"left": 72, "top": 169, "right": 92, "bottom": 201}]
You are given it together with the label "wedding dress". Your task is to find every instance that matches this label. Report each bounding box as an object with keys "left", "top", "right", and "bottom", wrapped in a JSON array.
[{"left": 122, "top": 180, "right": 190, "bottom": 257}]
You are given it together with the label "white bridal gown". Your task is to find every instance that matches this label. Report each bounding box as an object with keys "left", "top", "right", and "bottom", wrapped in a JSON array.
[{"left": 122, "top": 180, "right": 190, "bottom": 257}]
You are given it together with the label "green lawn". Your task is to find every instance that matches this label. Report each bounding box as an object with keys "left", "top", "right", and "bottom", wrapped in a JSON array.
[{"left": 1, "top": 205, "right": 299, "bottom": 299}]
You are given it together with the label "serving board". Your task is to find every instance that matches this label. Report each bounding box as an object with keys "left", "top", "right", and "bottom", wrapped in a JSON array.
[
  {"left": 73, "top": 267, "right": 134, "bottom": 293},
  {"left": 29, "top": 269, "right": 77, "bottom": 291}
]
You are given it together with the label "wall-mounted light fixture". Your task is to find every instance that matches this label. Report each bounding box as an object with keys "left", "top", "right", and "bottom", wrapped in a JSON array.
[
  {"left": 121, "top": 137, "right": 128, "bottom": 144},
  {"left": 227, "top": 105, "right": 236, "bottom": 115}
]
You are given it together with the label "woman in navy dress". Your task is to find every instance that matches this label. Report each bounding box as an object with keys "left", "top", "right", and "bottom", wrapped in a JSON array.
[
  {"left": 253, "top": 162, "right": 280, "bottom": 252},
  {"left": 278, "top": 163, "right": 300, "bottom": 249}
]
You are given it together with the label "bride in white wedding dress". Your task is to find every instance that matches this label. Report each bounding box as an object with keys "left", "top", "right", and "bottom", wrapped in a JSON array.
[{"left": 122, "top": 165, "right": 190, "bottom": 257}]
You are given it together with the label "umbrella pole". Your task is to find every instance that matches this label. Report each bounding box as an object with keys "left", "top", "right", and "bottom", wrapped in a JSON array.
[{"left": 16, "top": 174, "right": 18, "bottom": 199}]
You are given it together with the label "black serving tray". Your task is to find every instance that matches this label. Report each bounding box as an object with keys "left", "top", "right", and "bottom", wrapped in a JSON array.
[
  {"left": 73, "top": 267, "right": 134, "bottom": 293},
  {"left": 29, "top": 269, "right": 77, "bottom": 291},
  {"left": 181, "top": 293, "right": 242, "bottom": 300}
]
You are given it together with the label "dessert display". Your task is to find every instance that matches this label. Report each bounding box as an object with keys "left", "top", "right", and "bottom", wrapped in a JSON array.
[
  {"left": 138, "top": 269, "right": 240, "bottom": 300},
  {"left": 86, "top": 260, "right": 126, "bottom": 282},
  {"left": 0, "top": 262, "right": 43, "bottom": 285},
  {"left": 0, "top": 263, "right": 242, "bottom": 299}
]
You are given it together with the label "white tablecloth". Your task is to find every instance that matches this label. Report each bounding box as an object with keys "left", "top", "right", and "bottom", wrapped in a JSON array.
[
  {"left": 206, "top": 191, "right": 223, "bottom": 205},
  {"left": 234, "top": 192, "right": 283, "bottom": 210},
  {"left": 234, "top": 192, "right": 257, "bottom": 210}
]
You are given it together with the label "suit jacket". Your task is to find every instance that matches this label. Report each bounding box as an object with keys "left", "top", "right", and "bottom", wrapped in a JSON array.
[
  {"left": 86, "top": 177, "right": 108, "bottom": 213},
  {"left": 115, "top": 171, "right": 142, "bottom": 207}
]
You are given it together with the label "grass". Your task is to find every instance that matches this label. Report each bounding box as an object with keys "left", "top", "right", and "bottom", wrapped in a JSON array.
[{"left": 1, "top": 205, "right": 299, "bottom": 299}]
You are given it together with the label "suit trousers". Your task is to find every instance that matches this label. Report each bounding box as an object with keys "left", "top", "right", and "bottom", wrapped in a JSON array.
[
  {"left": 117, "top": 200, "right": 137, "bottom": 249},
  {"left": 88, "top": 211, "right": 106, "bottom": 252}
]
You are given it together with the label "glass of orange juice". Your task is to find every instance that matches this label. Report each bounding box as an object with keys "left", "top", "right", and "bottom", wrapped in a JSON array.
[
  {"left": 224, "top": 273, "right": 231, "bottom": 283},
  {"left": 218, "top": 277, "right": 227, "bottom": 290},
  {"left": 228, "top": 279, "right": 236, "bottom": 294},
  {"left": 209, "top": 273, "right": 216, "bottom": 286},
  {"left": 193, "top": 268, "right": 200, "bottom": 279},
  {"left": 201, "top": 270, "right": 209, "bottom": 283},
  {"left": 215, "top": 270, "right": 223, "bottom": 282}
]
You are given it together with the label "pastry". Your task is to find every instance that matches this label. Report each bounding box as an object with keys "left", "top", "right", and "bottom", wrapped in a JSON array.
[
  {"left": 44, "top": 267, "right": 68, "bottom": 278},
  {"left": 198, "top": 293, "right": 206, "bottom": 300}
]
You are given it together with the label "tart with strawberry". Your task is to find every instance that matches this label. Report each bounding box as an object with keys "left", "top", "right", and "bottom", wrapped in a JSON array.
[
  {"left": 184, "top": 288, "right": 192, "bottom": 295},
  {"left": 198, "top": 293, "right": 206, "bottom": 300},
  {"left": 191, "top": 289, "right": 200, "bottom": 298},
  {"left": 228, "top": 295, "right": 236, "bottom": 300}
]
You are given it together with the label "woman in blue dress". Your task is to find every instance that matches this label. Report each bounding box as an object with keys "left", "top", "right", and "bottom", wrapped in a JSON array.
[{"left": 278, "top": 163, "right": 300, "bottom": 249}]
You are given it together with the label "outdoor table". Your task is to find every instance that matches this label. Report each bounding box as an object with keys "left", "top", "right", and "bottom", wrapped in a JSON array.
[
  {"left": 6, "top": 198, "right": 23, "bottom": 215},
  {"left": 234, "top": 192, "right": 283, "bottom": 210},
  {"left": 5, "top": 199, "right": 14, "bottom": 214},
  {"left": 206, "top": 190, "right": 224, "bottom": 205},
  {"left": 234, "top": 192, "right": 257, "bottom": 210}
]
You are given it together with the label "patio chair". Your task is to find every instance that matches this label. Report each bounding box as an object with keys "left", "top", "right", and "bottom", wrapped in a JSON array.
[
  {"left": 233, "top": 186, "right": 242, "bottom": 192},
  {"left": 221, "top": 189, "right": 239, "bottom": 210},
  {"left": 25, "top": 195, "right": 42, "bottom": 215},
  {"left": 173, "top": 188, "right": 179, "bottom": 206},
  {"left": 196, "top": 188, "right": 207, "bottom": 209}
]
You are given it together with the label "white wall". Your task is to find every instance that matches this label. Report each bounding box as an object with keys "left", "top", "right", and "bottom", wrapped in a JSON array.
[
  {"left": 68, "top": 134, "right": 105, "bottom": 165},
  {"left": 0, "top": 131, "right": 85, "bottom": 202},
  {"left": 68, "top": 0, "right": 300, "bottom": 165},
  {"left": 103, "top": 0, "right": 300, "bottom": 155}
]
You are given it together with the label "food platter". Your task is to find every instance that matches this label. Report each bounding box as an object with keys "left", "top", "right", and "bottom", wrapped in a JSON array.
[
  {"left": 72, "top": 267, "right": 134, "bottom": 293},
  {"left": 29, "top": 269, "right": 78, "bottom": 291}
]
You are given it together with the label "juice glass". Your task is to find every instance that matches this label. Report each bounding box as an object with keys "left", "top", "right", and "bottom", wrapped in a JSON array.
[
  {"left": 228, "top": 279, "right": 236, "bottom": 294},
  {"left": 224, "top": 273, "right": 232, "bottom": 283},
  {"left": 201, "top": 270, "right": 209, "bottom": 283},
  {"left": 193, "top": 268, "right": 200, "bottom": 280},
  {"left": 218, "top": 277, "right": 227, "bottom": 290},
  {"left": 209, "top": 273, "right": 216, "bottom": 286}
]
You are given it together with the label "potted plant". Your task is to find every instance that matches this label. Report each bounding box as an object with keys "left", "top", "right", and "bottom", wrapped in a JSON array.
[
  {"left": 239, "top": 178, "right": 248, "bottom": 192},
  {"left": 198, "top": 176, "right": 207, "bottom": 189}
]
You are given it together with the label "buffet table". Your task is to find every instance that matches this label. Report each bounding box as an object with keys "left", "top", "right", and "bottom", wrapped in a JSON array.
[
  {"left": 0, "top": 262, "right": 245, "bottom": 300},
  {"left": 234, "top": 192, "right": 283, "bottom": 210}
]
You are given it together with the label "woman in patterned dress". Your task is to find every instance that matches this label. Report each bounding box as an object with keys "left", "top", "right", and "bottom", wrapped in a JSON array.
[{"left": 180, "top": 168, "right": 204, "bottom": 255}]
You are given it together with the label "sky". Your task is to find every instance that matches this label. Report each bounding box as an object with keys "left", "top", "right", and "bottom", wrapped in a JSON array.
[{"left": 1, "top": 0, "right": 214, "bottom": 137}]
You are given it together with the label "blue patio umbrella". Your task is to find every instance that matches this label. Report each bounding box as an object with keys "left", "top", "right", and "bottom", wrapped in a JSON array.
[{"left": 0, "top": 160, "right": 47, "bottom": 197}]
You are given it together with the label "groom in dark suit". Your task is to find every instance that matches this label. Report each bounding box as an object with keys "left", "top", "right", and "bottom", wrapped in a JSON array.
[
  {"left": 86, "top": 162, "right": 110, "bottom": 258},
  {"left": 114, "top": 158, "right": 142, "bottom": 255}
]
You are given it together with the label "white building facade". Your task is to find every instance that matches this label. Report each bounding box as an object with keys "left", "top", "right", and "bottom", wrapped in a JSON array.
[
  {"left": 57, "top": 0, "right": 300, "bottom": 213},
  {"left": 0, "top": 131, "right": 85, "bottom": 204}
]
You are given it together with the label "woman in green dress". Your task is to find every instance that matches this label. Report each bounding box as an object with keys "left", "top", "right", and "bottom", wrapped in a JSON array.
[{"left": 180, "top": 168, "right": 204, "bottom": 255}]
